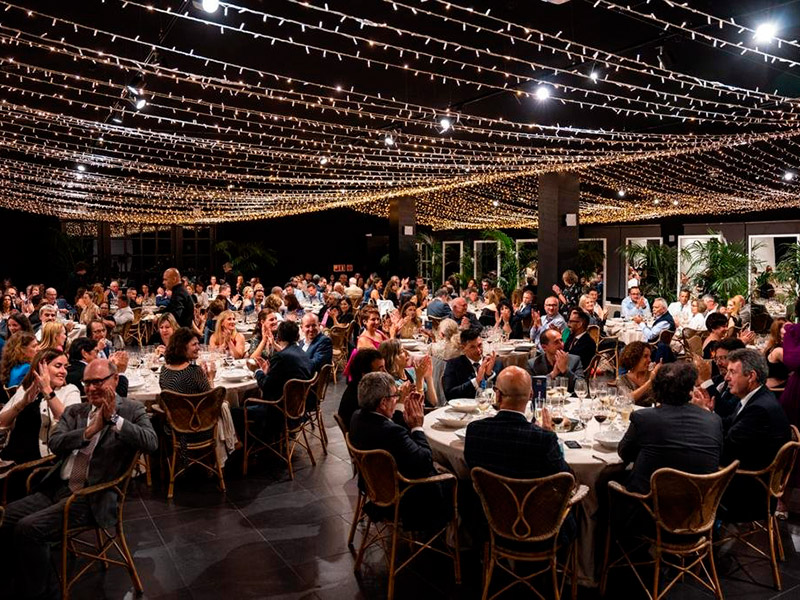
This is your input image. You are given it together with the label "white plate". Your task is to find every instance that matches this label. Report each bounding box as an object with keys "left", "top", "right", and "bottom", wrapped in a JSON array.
[
  {"left": 437, "top": 411, "right": 475, "bottom": 428},
  {"left": 447, "top": 399, "right": 479, "bottom": 413},
  {"left": 126, "top": 375, "right": 145, "bottom": 389},
  {"left": 399, "top": 339, "right": 419, "bottom": 346},
  {"left": 454, "top": 427, "right": 468, "bottom": 440},
  {"left": 219, "top": 368, "right": 250, "bottom": 381},
  {"left": 595, "top": 431, "right": 624, "bottom": 450}
]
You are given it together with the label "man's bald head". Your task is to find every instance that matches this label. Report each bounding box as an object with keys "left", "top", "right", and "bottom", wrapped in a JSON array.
[
  {"left": 163, "top": 268, "right": 181, "bottom": 290},
  {"left": 494, "top": 366, "right": 532, "bottom": 412},
  {"left": 83, "top": 358, "right": 119, "bottom": 406}
]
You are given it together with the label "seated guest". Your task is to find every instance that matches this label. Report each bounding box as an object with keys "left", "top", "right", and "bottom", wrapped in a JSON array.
[
  {"left": 349, "top": 372, "right": 449, "bottom": 530},
  {"left": 203, "top": 297, "right": 226, "bottom": 345},
  {"left": 703, "top": 294, "right": 719, "bottom": 314},
  {"left": 564, "top": 309, "right": 596, "bottom": 370},
  {"left": 528, "top": 328, "right": 584, "bottom": 393},
  {"left": 620, "top": 286, "right": 651, "bottom": 320},
  {"left": 113, "top": 296, "right": 134, "bottom": 328},
  {"left": 494, "top": 299, "right": 524, "bottom": 339},
  {"left": 357, "top": 307, "right": 389, "bottom": 350},
  {"left": 252, "top": 320, "right": 312, "bottom": 401},
  {"left": 587, "top": 287, "right": 607, "bottom": 322},
  {"left": 244, "top": 286, "right": 265, "bottom": 315},
  {"left": 634, "top": 297, "right": 675, "bottom": 363},
  {"left": 764, "top": 319, "right": 789, "bottom": 390},
  {"left": 530, "top": 296, "right": 566, "bottom": 345},
  {"left": 163, "top": 268, "right": 195, "bottom": 328},
  {"left": 464, "top": 366, "right": 575, "bottom": 542},
  {"left": 6, "top": 313, "right": 33, "bottom": 339},
  {"left": 616, "top": 341, "right": 658, "bottom": 407},
  {"left": 337, "top": 349, "right": 385, "bottom": 428},
  {"left": 283, "top": 292, "right": 305, "bottom": 322},
  {"left": 160, "top": 327, "right": 217, "bottom": 393},
  {"left": 206, "top": 275, "right": 220, "bottom": 299},
  {"left": 578, "top": 294, "right": 604, "bottom": 328},
  {"left": 0, "top": 349, "right": 81, "bottom": 464},
  {"left": 155, "top": 286, "right": 170, "bottom": 308},
  {"left": 426, "top": 287, "right": 454, "bottom": 320},
  {"left": 702, "top": 312, "right": 729, "bottom": 359},
  {"left": 382, "top": 280, "right": 399, "bottom": 307},
  {"left": 0, "top": 358, "right": 157, "bottom": 600},
  {"left": 37, "top": 322, "right": 66, "bottom": 353},
  {"left": 304, "top": 282, "right": 323, "bottom": 305},
  {"left": 452, "top": 297, "right": 483, "bottom": 333},
  {"left": 332, "top": 297, "right": 355, "bottom": 326},
  {"left": 381, "top": 339, "right": 437, "bottom": 407},
  {"left": 33, "top": 305, "right": 57, "bottom": 338},
  {"left": 249, "top": 309, "right": 281, "bottom": 360},
  {"left": 514, "top": 289, "right": 535, "bottom": 322},
  {"left": 668, "top": 288, "right": 693, "bottom": 323},
  {"left": 66, "top": 337, "right": 129, "bottom": 398},
  {"left": 345, "top": 277, "right": 364, "bottom": 306},
  {"left": 43, "top": 287, "right": 72, "bottom": 317},
  {"left": 479, "top": 288, "right": 502, "bottom": 326},
  {"left": 465, "top": 287, "right": 483, "bottom": 312},
  {"left": 87, "top": 318, "right": 112, "bottom": 359},
  {"left": 140, "top": 283, "right": 155, "bottom": 306},
  {"left": 300, "top": 313, "right": 333, "bottom": 373},
  {"left": 395, "top": 301, "right": 424, "bottom": 339},
  {"left": 152, "top": 313, "right": 179, "bottom": 357},
  {"left": 430, "top": 318, "right": 461, "bottom": 361},
  {"left": 96, "top": 301, "right": 117, "bottom": 332},
  {"left": 697, "top": 338, "right": 746, "bottom": 418},
  {"left": 443, "top": 329, "right": 499, "bottom": 400},
  {"left": 209, "top": 310, "right": 246, "bottom": 359},
  {"left": 618, "top": 362, "right": 723, "bottom": 520},
  {"left": 0, "top": 332, "right": 37, "bottom": 388},
  {"left": 686, "top": 298, "right": 707, "bottom": 331}
]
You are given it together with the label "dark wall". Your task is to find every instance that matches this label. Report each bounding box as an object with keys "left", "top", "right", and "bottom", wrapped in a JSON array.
[{"left": 0, "top": 208, "right": 65, "bottom": 287}]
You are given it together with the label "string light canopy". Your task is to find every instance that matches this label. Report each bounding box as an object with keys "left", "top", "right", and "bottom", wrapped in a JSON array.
[{"left": 0, "top": 0, "right": 799, "bottom": 229}]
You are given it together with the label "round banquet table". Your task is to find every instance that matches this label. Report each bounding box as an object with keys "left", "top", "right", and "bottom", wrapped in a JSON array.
[
  {"left": 126, "top": 370, "right": 259, "bottom": 408},
  {"left": 423, "top": 405, "right": 625, "bottom": 587},
  {"left": 604, "top": 320, "right": 644, "bottom": 345}
]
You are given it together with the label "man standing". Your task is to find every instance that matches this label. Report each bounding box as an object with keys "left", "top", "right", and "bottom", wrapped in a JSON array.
[
  {"left": 530, "top": 296, "right": 567, "bottom": 345},
  {"left": 300, "top": 313, "right": 333, "bottom": 374},
  {"left": 0, "top": 359, "right": 157, "bottom": 599},
  {"left": 564, "top": 309, "right": 596, "bottom": 370},
  {"left": 528, "top": 329, "right": 584, "bottom": 393},
  {"left": 621, "top": 286, "right": 651, "bottom": 320},
  {"left": 443, "top": 330, "right": 498, "bottom": 400},
  {"left": 163, "top": 267, "right": 194, "bottom": 328}
]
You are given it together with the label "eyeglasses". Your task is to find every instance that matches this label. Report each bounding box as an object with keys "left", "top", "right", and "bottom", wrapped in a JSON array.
[
  {"left": 384, "top": 393, "right": 401, "bottom": 401},
  {"left": 83, "top": 373, "right": 114, "bottom": 388}
]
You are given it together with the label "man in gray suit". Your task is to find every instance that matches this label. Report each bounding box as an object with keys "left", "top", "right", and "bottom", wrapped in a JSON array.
[
  {"left": 0, "top": 359, "right": 157, "bottom": 599},
  {"left": 528, "top": 328, "right": 584, "bottom": 393}
]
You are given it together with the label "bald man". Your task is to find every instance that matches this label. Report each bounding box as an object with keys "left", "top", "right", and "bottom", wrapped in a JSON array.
[{"left": 163, "top": 267, "right": 194, "bottom": 328}]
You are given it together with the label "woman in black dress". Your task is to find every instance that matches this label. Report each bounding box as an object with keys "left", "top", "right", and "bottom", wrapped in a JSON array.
[{"left": 159, "top": 327, "right": 215, "bottom": 393}]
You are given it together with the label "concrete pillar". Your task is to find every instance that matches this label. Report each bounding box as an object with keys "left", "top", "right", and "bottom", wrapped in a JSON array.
[
  {"left": 389, "top": 196, "right": 416, "bottom": 276},
  {"left": 537, "top": 172, "right": 580, "bottom": 304}
]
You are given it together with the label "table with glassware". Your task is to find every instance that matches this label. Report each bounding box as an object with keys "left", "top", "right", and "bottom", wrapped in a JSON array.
[
  {"left": 604, "top": 317, "right": 644, "bottom": 345},
  {"left": 423, "top": 381, "right": 635, "bottom": 586}
]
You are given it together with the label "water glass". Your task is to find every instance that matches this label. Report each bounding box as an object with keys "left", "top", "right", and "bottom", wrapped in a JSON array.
[
  {"left": 578, "top": 399, "right": 594, "bottom": 443},
  {"left": 574, "top": 379, "right": 588, "bottom": 401}
]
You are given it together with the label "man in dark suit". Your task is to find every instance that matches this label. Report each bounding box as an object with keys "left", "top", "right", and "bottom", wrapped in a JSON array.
[
  {"left": 464, "top": 366, "right": 575, "bottom": 542},
  {"left": 65, "top": 337, "right": 129, "bottom": 397},
  {"left": 349, "top": 371, "right": 449, "bottom": 530},
  {"left": 564, "top": 308, "right": 596, "bottom": 370},
  {"left": 451, "top": 297, "right": 483, "bottom": 333},
  {"left": 0, "top": 359, "right": 157, "bottom": 599},
  {"left": 528, "top": 328, "right": 584, "bottom": 393},
  {"left": 697, "top": 338, "right": 745, "bottom": 419},
  {"left": 299, "top": 313, "right": 333, "bottom": 374},
  {"left": 443, "top": 329, "right": 499, "bottom": 400},
  {"left": 426, "top": 288, "right": 453, "bottom": 320},
  {"left": 162, "top": 267, "right": 195, "bottom": 328},
  {"left": 253, "top": 320, "right": 313, "bottom": 401}
]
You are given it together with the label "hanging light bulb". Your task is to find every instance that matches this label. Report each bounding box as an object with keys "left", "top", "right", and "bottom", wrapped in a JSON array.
[
  {"left": 617, "top": 189, "right": 626, "bottom": 198},
  {"left": 753, "top": 22, "right": 778, "bottom": 44},
  {"left": 535, "top": 85, "right": 551, "bottom": 101},
  {"left": 784, "top": 171, "right": 795, "bottom": 181},
  {"left": 439, "top": 117, "right": 452, "bottom": 133}
]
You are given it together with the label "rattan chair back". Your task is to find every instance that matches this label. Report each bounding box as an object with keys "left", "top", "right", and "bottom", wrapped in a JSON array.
[
  {"left": 158, "top": 387, "right": 225, "bottom": 435},
  {"left": 346, "top": 434, "right": 399, "bottom": 507},
  {"left": 587, "top": 325, "right": 601, "bottom": 346},
  {"left": 333, "top": 412, "right": 349, "bottom": 436},
  {"left": 315, "top": 363, "right": 334, "bottom": 403},
  {"left": 767, "top": 425, "right": 800, "bottom": 498},
  {"left": 282, "top": 377, "right": 316, "bottom": 420}
]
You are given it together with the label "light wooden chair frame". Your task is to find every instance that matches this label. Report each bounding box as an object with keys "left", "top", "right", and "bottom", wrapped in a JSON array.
[
  {"left": 333, "top": 412, "right": 366, "bottom": 550},
  {"left": 305, "top": 363, "right": 334, "bottom": 454}
]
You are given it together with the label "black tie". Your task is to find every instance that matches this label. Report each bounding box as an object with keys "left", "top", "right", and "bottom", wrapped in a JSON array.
[{"left": 472, "top": 362, "right": 481, "bottom": 371}]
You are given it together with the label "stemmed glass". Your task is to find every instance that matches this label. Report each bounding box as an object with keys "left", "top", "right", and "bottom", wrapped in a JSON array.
[
  {"left": 593, "top": 400, "right": 609, "bottom": 436},
  {"left": 578, "top": 399, "right": 594, "bottom": 443},
  {"left": 549, "top": 397, "right": 565, "bottom": 432},
  {"left": 574, "top": 379, "right": 588, "bottom": 403}
]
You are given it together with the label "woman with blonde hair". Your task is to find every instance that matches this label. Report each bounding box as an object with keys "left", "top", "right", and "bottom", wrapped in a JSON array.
[
  {"left": 209, "top": 309, "right": 246, "bottom": 358},
  {"left": 37, "top": 322, "right": 66, "bottom": 352},
  {"left": 552, "top": 269, "right": 582, "bottom": 313},
  {"left": 379, "top": 339, "right": 437, "bottom": 407}
]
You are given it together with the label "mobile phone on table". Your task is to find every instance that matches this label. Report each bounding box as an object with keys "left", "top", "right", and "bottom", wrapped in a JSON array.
[{"left": 564, "top": 440, "right": 581, "bottom": 449}]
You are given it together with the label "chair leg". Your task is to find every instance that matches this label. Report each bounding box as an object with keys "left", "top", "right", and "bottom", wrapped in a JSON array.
[
  {"left": 768, "top": 515, "right": 783, "bottom": 590},
  {"left": 707, "top": 547, "right": 723, "bottom": 600},
  {"left": 551, "top": 556, "right": 561, "bottom": 600},
  {"left": 96, "top": 529, "right": 108, "bottom": 568},
  {"left": 167, "top": 446, "right": 177, "bottom": 500},
  {"left": 387, "top": 523, "right": 400, "bottom": 600},
  {"left": 599, "top": 520, "right": 612, "bottom": 596},
  {"left": 652, "top": 550, "right": 660, "bottom": 600},
  {"left": 143, "top": 454, "right": 152, "bottom": 487},
  {"left": 318, "top": 410, "right": 328, "bottom": 454},
  {"left": 354, "top": 518, "right": 372, "bottom": 571},
  {"left": 571, "top": 543, "right": 578, "bottom": 600},
  {"left": 301, "top": 427, "right": 316, "bottom": 466},
  {"left": 774, "top": 515, "right": 786, "bottom": 561},
  {"left": 285, "top": 433, "right": 295, "bottom": 480},
  {"left": 242, "top": 425, "right": 249, "bottom": 476},
  {"left": 481, "top": 544, "right": 495, "bottom": 600},
  {"left": 116, "top": 521, "right": 144, "bottom": 593},
  {"left": 348, "top": 492, "right": 365, "bottom": 549}
]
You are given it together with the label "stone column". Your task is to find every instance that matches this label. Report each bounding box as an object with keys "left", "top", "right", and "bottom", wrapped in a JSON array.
[{"left": 537, "top": 172, "right": 580, "bottom": 304}]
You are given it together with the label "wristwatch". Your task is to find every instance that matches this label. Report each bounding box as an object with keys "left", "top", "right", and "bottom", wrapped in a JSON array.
[
  {"left": 46, "top": 390, "right": 56, "bottom": 400},
  {"left": 109, "top": 412, "right": 120, "bottom": 426}
]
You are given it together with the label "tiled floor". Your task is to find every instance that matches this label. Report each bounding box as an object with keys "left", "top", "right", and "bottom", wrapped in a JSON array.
[{"left": 65, "top": 379, "right": 800, "bottom": 599}]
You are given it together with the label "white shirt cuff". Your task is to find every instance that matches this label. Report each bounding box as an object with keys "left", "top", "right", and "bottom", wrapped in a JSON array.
[
  {"left": 114, "top": 416, "right": 125, "bottom": 432},
  {"left": 411, "top": 426, "right": 424, "bottom": 434},
  {"left": 701, "top": 379, "right": 714, "bottom": 390},
  {"left": 471, "top": 377, "right": 479, "bottom": 390},
  {"left": 395, "top": 403, "right": 405, "bottom": 413}
]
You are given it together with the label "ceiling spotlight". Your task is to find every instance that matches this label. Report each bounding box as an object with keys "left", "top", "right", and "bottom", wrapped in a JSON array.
[
  {"left": 384, "top": 134, "right": 395, "bottom": 146},
  {"left": 76, "top": 164, "right": 86, "bottom": 172},
  {"left": 193, "top": 0, "right": 220, "bottom": 13},
  {"left": 753, "top": 22, "right": 778, "bottom": 44},
  {"left": 126, "top": 85, "right": 141, "bottom": 95},
  {"left": 134, "top": 97, "right": 147, "bottom": 110},
  {"left": 672, "top": 200, "right": 679, "bottom": 206},
  {"left": 653, "top": 199, "right": 661, "bottom": 205},
  {"left": 784, "top": 171, "right": 795, "bottom": 181},
  {"left": 319, "top": 156, "right": 330, "bottom": 165},
  {"left": 589, "top": 71, "right": 599, "bottom": 83},
  {"left": 439, "top": 117, "right": 452, "bottom": 133},
  {"left": 535, "top": 85, "right": 551, "bottom": 101},
  {"left": 492, "top": 200, "right": 499, "bottom": 207},
  {"left": 617, "top": 189, "right": 626, "bottom": 198}
]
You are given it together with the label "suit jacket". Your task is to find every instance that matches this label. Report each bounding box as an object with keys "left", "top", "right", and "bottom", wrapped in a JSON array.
[
  {"left": 706, "top": 374, "right": 738, "bottom": 419},
  {"left": 165, "top": 283, "right": 194, "bottom": 328},
  {"left": 303, "top": 333, "right": 333, "bottom": 374},
  {"left": 66, "top": 361, "right": 129, "bottom": 398},
  {"left": 43, "top": 397, "right": 158, "bottom": 528},
  {"left": 618, "top": 403, "right": 724, "bottom": 494},
  {"left": 564, "top": 332, "right": 596, "bottom": 370},
  {"left": 464, "top": 410, "right": 569, "bottom": 479},
  {"left": 443, "top": 354, "right": 500, "bottom": 400},
  {"left": 527, "top": 353, "right": 584, "bottom": 393},
  {"left": 255, "top": 343, "right": 313, "bottom": 401},
  {"left": 722, "top": 385, "right": 791, "bottom": 471}
]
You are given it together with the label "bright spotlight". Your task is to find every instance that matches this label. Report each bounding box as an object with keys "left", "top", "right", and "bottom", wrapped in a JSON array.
[
  {"left": 589, "top": 71, "right": 599, "bottom": 83},
  {"left": 535, "top": 85, "right": 551, "bottom": 101},
  {"left": 492, "top": 200, "right": 499, "bottom": 207},
  {"left": 384, "top": 134, "right": 395, "bottom": 146},
  {"left": 784, "top": 171, "right": 795, "bottom": 181},
  {"left": 201, "top": 0, "right": 220, "bottom": 13},
  {"left": 753, "top": 22, "right": 778, "bottom": 44},
  {"left": 439, "top": 117, "right": 452, "bottom": 133},
  {"left": 320, "top": 156, "right": 330, "bottom": 165},
  {"left": 134, "top": 97, "right": 147, "bottom": 110},
  {"left": 77, "top": 165, "right": 86, "bottom": 172},
  {"left": 617, "top": 189, "right": 626, "bottom": 198}
]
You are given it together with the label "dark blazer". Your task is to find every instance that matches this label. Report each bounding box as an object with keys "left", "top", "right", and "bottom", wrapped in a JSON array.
[
  {"left": 618, "top": 403, "right": 724, "bottom": 494},
  {"left": 443, "top": 354, "right": 501, "bottom": 400},
  {"left": 722, "top": 385, "right": 791, "bottom": 471},
  {"left": 527, "top": 353, "right": 584, "bottom": 393},
  {"left": 456, "top": 311, "right": 484, "bottom": 333},
  {"left": 66, "top": 361, "right": 129, "bottom": 398},
  {"left": 426, "top": 298, "right": 453, "bottom": 320},
  {"left": 564, "top": 332, "right": 596, "bottom": 370},
  {"left": 44, "top": 397, "right": 158, "bottom": 528},
  {"left": 303, "top": 333, "right": 333, "bottom": 374},
  {"left": 255, "top": 343, "right": 313, "bottom": 401},
  {"left": 706, "top": 374, "right": 739, "bottom": 419},
  {"left": 464, "top": 410, "right": 569, "bottom": 479},
  {"left": 165, "top": 283, "right": 194, "bottom": 328}
]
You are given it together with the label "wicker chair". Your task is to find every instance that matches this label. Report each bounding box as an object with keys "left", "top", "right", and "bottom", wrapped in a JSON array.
[
  {"left": 56, "top": 451, "right": 143, "bottom": 600},
  {"left": 242, "top": 375, "right": 317, "bottom": 479},
  {"left": 587, "top": 324, "right": 601, "bottom": 347},
  {"left": 328, "top": 324, "right": 351, "bottom": 382},
  {"left": 600, "top": 461, "right": 740, "bottom": 600},
  {"left": 716, "top": 425, "right": 800, "bottom": 590},
  {"left": 158, "top": 387, "right": 227, "bottom": 499},
  {"left": 306, "top": 363, "right": 334, "bottom": 454},
  {"left": 0, "top": 454, "right": 57, "bottom": 506},
  {"left": 333, "top": 413, "right": 365, "bottom": 549},
  {"left": 751, "top": 312, "right": 773, "bottom": 334},
  {"left": 471, "top": 468, "right": 587, "bottom": 600},
  {"left": 588, "top": 337, "right": 621, "bottom": 379},
  {"left": 124, "top": 307, "right": 147, "bottom": 347},
  {"left": 346, "top": 434, "right": 460, "bottom": 600}
]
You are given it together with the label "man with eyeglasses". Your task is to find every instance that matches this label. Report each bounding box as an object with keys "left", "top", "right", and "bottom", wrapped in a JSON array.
[
  {"left": 695, "top": 338, "right": 745, "bottom": 419},
  {"left": 0, "top": 358, "right": 157, "bottom": 599},
  {"left": 530, "top": 296, "right": 566, "bottom": 346},
  {"left": 621, "top": 286, "right": 651, "bottom": 321},
  {"left": 65, "top": 337, "right": 130, "bottom": 398}
]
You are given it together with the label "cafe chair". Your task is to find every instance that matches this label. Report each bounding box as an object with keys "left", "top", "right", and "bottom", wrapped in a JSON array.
[
  {"left": 0, "top": 454, "right": 57, "bottom": 506},
  {"left": 306, "top": 363, "right": 334, "bottom": 454},
  {"left": 242, "top": 376, "right": 317, "bottom": 479},
  {"left": 587, "top": 324, "right": 601, "bottom": 347},
  {"left": 471, "top": 468, "right": 587, "bottom": 600},
  {"left": 716, "top": 425, "right": 800, "bottom": 590},
  {"left": 333, "top": 413, "right": 365, "bottom": 549},
  {"left": 600, "top": 461, "right": 740, "bottom": 600},
  {"left": 158, "top": 387, "right": 227, "bottom": 499},
  {"left": 328, "top": 324, "right": 351, "bottom": 382},
  {"left": 346, "top": 434, "right": 460, "bottom": 600},
  {"left": 50, "top": 451, "right": 143, "bottom": 600},
  {"left": 588, "top": 337, "right": 621, "bottom": 379},
  {"left": 124, "top": 307, "right": 147, "bottom": 347}
]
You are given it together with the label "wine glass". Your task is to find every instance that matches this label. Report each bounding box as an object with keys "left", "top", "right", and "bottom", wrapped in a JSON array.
[
  {"left": 593, "top": 401, "right": 609, "bottom": 436},
  {"left": 578, "top": 399, "right": 594, "bottom": 443},
  {"left": 550, "top": 398, "right": 565, "bottom": 432},
  {"left": 616, "top": 396, "right": 633, "bottom": 429},
  {"left": 574, "top": 379, "right": 588, "bottom": 402}
]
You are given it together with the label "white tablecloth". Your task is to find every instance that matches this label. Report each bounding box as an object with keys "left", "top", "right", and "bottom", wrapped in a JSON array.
[
  {"left": 127, "top": 371, "right": 258, "bottom": 408},
  {"left": 605, "top": 321, "right": 644, "bottom": 345},
  {"left": 423, "top": 405, "right": 624, "bottom": 586}
]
